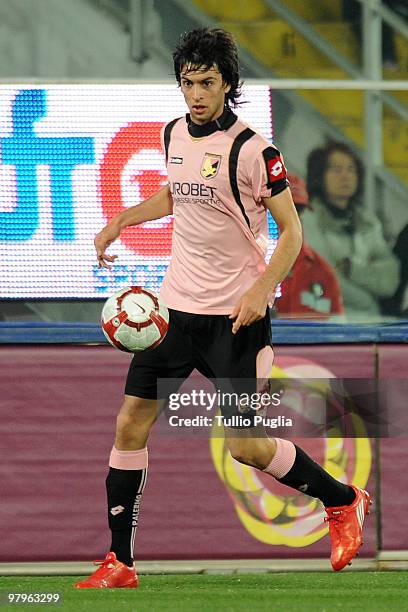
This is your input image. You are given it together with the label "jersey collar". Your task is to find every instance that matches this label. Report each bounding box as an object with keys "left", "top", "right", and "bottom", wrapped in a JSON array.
[{"left": 186, "top": 107, "right": 238, "bottom": 137}]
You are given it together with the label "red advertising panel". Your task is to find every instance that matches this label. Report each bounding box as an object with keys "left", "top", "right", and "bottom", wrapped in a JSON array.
[
  {"left": 0, "top": 344, "right": 378, "bottom": 561},
  {"left": 378, "top": 345, "right": 408, "bottom": 551}
]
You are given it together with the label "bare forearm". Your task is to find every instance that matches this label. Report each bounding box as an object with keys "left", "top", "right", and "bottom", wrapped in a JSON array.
[
  {"left": 258, "top": 226, "right": 302, "bottom": 293},
  {"left": 95, "top": 185, "right": 173, "bottom": 267},
  {"left": 113, "top": 185, "right": 173, "bottom": 231},
  {"left": 230, "top": 188, "right": 302, "bottom": 333},
  {"left": 257, "top": 188, "right": 303, "bottom": 293},
  {"left": 230, "top": 227, "right": 302, "bottom": 333}
]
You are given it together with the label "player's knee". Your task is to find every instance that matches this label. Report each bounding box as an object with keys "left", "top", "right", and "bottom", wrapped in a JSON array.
[
  {"left": 227, "top": 437, "right": 276, "bottom": 470},
  {"left": 115, "top": 396, "right": 158, "bottom": 445},
  {"left": 116, "top": 412, "right": 148, "bottom": 435},
  {"left": 227, "top": 440, "right": 258, "bottom": 468}
]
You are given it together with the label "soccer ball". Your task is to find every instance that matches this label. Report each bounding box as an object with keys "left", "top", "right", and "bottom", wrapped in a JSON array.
[{"left": 101, "top": 286, "right": 169, "bottom": 353}]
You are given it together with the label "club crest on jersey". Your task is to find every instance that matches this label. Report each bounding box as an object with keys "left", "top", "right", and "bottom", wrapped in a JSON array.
[{"left": 200, "top": 153, "right": 222, "bottom": 179}]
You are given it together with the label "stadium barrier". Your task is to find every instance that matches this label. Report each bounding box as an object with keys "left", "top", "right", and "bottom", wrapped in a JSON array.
[{"left": 0, "top": 321, "right": 407, "bottom": 562}]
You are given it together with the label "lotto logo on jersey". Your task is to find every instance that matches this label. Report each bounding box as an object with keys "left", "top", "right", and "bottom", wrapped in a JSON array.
[
  {"left": 262, "top": 147, "right": 287, "bottom": 189},
  {"left": 267, "top": 156, "right": 285, "bottom": 180},
  {"left": 200, "top": 153, "right": 222, "bottom": 179}
]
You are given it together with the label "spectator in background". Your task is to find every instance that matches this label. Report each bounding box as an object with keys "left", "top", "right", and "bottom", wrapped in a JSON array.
[
  {"left": 302, "top": 141, "right": 400, "bottom": 319},
  {"left": 276, "top": 174, "right": 344, "bottom": 319},
  {"left": 381, "top": 223, "right": 408, "bottom": 316}
]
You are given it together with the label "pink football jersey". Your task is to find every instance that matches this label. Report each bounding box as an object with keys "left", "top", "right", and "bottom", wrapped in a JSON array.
[{"left": 159, "top": 109, "right": 288, "bottom": 314}]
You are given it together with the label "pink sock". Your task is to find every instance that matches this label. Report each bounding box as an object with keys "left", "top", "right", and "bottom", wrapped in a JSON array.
[
  {"left": 263, "top": 438, "right": 296, "bottom": 479},
  {"left": 109, "top": 446, "right": 148, "bottom": 470}
]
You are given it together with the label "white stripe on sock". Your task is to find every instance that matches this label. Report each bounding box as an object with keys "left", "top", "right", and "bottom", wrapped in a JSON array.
[{"left": 130, "top": 468, "right": 147, "bottom": 561}]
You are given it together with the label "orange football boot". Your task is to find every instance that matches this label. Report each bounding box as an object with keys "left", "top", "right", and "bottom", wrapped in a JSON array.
[
  {"left": 74, "top": 552, "right": 138, "bottom": 589},
  {"left": 325, "top": 485, "right": 372, "bottom": 571}
]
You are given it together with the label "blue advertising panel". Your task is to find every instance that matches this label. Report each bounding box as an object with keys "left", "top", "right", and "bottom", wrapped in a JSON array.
[{"left": 0, "top": 85, "right": 275, "bottom": 298}]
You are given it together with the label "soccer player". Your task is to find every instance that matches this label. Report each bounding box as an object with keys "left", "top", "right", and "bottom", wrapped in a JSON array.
[{"left": 75, "top": 28, "right": 371, "bottom": 589}]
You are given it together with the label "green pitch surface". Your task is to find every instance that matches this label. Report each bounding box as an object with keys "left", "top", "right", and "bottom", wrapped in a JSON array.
[{"left": 0, "top": 572, "right": 407, "bottom": 612}]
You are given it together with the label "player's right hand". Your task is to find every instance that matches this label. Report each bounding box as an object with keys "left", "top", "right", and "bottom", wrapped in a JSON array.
[{"left": 94, "top": 225, "right": 120, "bottom": 269}]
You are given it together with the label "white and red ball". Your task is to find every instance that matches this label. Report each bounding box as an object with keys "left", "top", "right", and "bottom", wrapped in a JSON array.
[{"left": 101, "top": 286, "right": 169, "bottom": 353}]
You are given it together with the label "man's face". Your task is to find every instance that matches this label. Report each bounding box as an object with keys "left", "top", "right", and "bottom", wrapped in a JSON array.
[{"left": 180, "top": 65, "right": 231, "bottom": 125}]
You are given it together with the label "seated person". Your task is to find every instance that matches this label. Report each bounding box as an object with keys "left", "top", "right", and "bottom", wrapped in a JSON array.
[
  {"left": 301, "top": 141, "right": 400, "bottom": 319},
  {"left": 276, "top": 173, "right": 344, "bottom": 319},
  {"left": 381, "top": 223, "right": 408, "bottom": 317}
]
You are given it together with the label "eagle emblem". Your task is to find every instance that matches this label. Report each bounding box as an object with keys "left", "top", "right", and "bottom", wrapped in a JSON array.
[{"left": 200, "top": 153, "right": 222, "bottom": 179}]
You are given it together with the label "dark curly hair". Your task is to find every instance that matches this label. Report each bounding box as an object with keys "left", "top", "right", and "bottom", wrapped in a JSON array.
[
  {"left": 173, "top": 28, "right": 243, "bottom": 108},
  {"left": 306, "top": 141, "right": 364, "bottom": 204}
]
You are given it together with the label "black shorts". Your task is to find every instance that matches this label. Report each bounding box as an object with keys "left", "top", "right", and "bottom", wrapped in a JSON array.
[{"left": 125, "top": 308, "right": 273, "bottom": 408}]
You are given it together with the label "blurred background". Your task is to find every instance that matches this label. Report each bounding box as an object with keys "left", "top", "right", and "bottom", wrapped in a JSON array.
[
  {"left": 0, "top": 0, "right": 408, "bottom": 569},
  {"left": 0, "top": 0, "right": 407, "bottom": 323}
]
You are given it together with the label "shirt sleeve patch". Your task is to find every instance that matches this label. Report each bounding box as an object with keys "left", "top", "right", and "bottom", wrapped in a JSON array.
[{"left": 262, "top": 146, "right": 289, "bottom": 193}]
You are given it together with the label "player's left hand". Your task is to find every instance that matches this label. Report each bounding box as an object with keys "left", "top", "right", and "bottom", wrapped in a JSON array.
[{"left": 229, "top": 283, "right": 273, "bottom": 334}]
